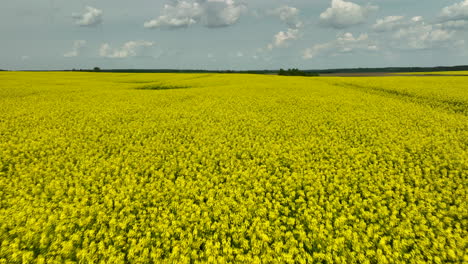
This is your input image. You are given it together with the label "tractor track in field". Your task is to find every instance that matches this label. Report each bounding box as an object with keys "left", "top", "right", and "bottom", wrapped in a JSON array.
[{"left": 322, "top": 80, "right": 468, "bottom": 116}]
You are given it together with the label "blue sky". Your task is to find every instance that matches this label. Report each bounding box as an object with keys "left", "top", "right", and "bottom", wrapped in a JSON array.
[{"left": 1, "top": 0, "right": 467, "bottom": 70}]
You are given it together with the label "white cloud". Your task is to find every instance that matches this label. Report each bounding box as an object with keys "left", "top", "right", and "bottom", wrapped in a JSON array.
[
  {"left": 320, "top": 0, "right": 377, "bottom": 29},
  {"left": 269, "top": 5, "right": 303, "bottom": 29},
  {"left": 303, "top": 32, "right": 377, "bottom": 59},
  {"left": 439, "top": 0, "right": 468, "bottom": 21},
  {"left": 73, "top": 6, "right": 103, "bottom": 27},
  {"left": 372, "top": 14, "right": 463, "bottom": 51},
  {"left": 202, "top": 0, "right": 246, "bottom": 28},
  {"left": 265, "top": 5, "right": 303, "bottom": 51},
  {"left": 100, "top": 41, "right": 155, "bottom": 58},
  {"left": 392, "top": 23, "right": 456, "bottom": 50},
  {"left": 372, "top": 16, "right": 425, "bottom": 32},
  {"left": 373, "top": 16, "right": 405, "bottom": 32},
  {"left": 144, "top": 0, "right": 246, "bottom": 29},
  {"left": 64, "top": 40, "right": 86, "bottom": 58},
  {"left": 267, "top": 28, "right": 300, "bottom": 50},
  {"left": 436, "top": 20, "right": 468, "bottom": 29},
  {"left": 378, "top": 16, "right": 458, "bottom": 50},
  {"left": 21, "top": 56, "right": 30, "bottom": 61},
  {"left": 144, "top": 1, "right": 202, "bottom": 29}
]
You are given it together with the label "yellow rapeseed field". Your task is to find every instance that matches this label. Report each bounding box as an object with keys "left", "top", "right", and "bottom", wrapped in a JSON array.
[{"left": 0, "top": 72, "right": 467, "bottom": 263}]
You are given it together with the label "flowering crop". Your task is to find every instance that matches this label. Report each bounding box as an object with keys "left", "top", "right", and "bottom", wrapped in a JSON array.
[{"left": 0, "top": 72, "right": 467, "bottom": 263}]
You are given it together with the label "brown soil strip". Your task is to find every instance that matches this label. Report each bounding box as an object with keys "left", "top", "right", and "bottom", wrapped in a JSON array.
[{"left": 319, "top": 73, "right": 468, "bottom": 77}]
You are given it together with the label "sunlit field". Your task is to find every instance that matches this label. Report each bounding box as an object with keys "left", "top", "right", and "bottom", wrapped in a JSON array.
[{"left": 0, "top": 72, "right": 467, "bottom": 263}]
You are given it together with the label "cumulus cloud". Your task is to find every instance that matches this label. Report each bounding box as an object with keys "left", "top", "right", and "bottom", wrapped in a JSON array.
[
  {"left": 373, "top": 16, "right": 423, "bottom": 32},
  {"left": 269, "top": 5, "right": 303, "bottom": 29},
  {"left": 144, "top": 1, "right": 202, "bottom": 29},
  {"left": 100, "top": 41, "right": 155, "bottom": 58},
  {"left": 266, "top": 5, "right": 303, "bottom": 51},
  {"left": 371, "top": 16, "right": 456, "bottom": 50},
  {"left": 372, "top": 16, "right": 405, "bottom": 32},
  {"left": 319, "top": 0, "right": 377, "bottom": 29},
  {"left": 436, "top": 20, "right": 468, "bottom": 30},
  {"left": 439, "top": 0, "right": 468, "bottom": 22},
  {"left": 435, "top": 1, "right": 468, "bottom": 30},
  {"left": 73, "top": 6, "right": 103, "bottom": 27},
  {"left": 372, "top": 14, "right": 463, "bottom": 51},
  {"left": 392, "top": 23, "right": 456, "bottom": 50},
  {"left": 268, "top": 28, "right": 300, "bottom": 50},
  {"left": 64, "top": 40, "right": 87, "bottom": 57},
  {"left": 144, "top": 0, "right": 246, "bottom": 29},
  {"left": 202, "top": 0, "right": 246, "bottom": 28},
  {"left": 303, "top": 32, "right": 377, "bottom": 59}
]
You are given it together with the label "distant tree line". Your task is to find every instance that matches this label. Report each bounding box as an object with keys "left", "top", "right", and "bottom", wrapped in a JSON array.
[
  {"left": 61, "top": 65, "right": 468, "bottom": 74},
  {"left": 68, "top": 68, "right": 280, "bottom": 74},
  {"left": 71, "top": 67, "right": 101, "bottom": 72},
  {"left": 278, "top": 68, "right": 319, "bottom": 76},
  {"left": 313, "top": 65, "right": 468, "bottom": 74}
]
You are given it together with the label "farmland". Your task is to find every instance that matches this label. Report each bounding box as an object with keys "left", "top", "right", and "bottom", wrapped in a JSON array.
[
  {"left": 397, "top": 71, "right": 468, "bottom": 76},
  {"left": 0, "top": 72, "right": 467, "bottom": 263}
]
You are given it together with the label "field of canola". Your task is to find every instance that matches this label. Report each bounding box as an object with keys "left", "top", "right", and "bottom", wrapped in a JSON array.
[{"left": 0, "top": 72, "right": 467, "bottom": 263}]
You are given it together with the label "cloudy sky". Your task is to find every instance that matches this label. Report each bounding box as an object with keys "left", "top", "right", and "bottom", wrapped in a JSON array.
[{"left": 2, "top": 0, "right": 468, "bottom": 70}]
